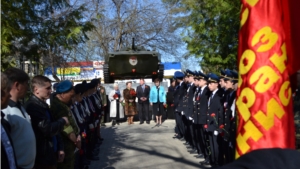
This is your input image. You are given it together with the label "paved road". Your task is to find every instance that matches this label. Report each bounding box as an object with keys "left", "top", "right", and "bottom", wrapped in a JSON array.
[{"left": 90, "top": 120, "right": 207, "bottom": 169}]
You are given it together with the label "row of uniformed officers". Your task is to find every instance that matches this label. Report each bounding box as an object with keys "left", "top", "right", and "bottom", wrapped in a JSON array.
[
  {"left": 50, "top": 79, "right": 107, "bottom": 169},
  {"left": 171, "top": 69, "right": 238, "bottom": 167},
  {"left": 69, "top": 79, "right": 107, "bottom": 169}
]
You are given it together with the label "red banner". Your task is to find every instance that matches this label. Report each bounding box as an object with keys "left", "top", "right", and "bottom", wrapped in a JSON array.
[
  {"left": 283, "top": 0, "right": 300, "bottom": 75},
  {"left": 283, "top": 0, "right": 300, "bottom": 92},
  {"left": 236, "top": 0, "right": 295, "bottom": 158}
]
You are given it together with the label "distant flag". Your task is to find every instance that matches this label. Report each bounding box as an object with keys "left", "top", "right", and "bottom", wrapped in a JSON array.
[{"left": 236, "top": 0, "right": 299, "bottom": 158}]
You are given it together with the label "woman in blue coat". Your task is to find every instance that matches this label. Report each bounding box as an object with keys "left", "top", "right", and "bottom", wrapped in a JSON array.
[{"left": 150, "top": 78, "right": 166, "bottom": 126}]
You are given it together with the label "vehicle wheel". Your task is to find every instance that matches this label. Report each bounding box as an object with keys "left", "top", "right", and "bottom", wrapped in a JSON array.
[{"left": 103, "top": 64, "right": 110, "bottom": 84}]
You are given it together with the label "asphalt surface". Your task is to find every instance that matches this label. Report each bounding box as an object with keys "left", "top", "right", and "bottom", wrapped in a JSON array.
[{"left": 89, "top": 119, "right": 208, "bottom": 169}]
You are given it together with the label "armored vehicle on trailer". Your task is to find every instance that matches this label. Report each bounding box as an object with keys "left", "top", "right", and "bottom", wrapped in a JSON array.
[{"left": 103, "top": 39, "right": 164, "bottom": 83}]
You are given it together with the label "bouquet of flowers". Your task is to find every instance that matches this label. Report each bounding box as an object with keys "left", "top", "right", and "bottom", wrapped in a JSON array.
[
  {"left": 163, "top": 104, "right": 168, "bottom": 109},
  {"left": 128, "top": 89, "right": 136, "bottom": 106},
  {"left": 130, "top": 89, "right": 136, "bottom": 97},
  {"left": 113, "top": 93, "right": 119, "bottom": 99},
  {"left": 81, "top": 132, "right": 87, "bottom": 139}
]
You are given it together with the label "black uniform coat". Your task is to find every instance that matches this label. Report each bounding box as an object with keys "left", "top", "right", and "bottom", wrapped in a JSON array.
[
  {"left": 223, "top": 90, "right": 236, "bottom": 140},
  {"left": 71, "top": 102, "right": 86, "bottom": 133},
  {"left": 194, "top": 86, "right": 211, "bottom": 124},
  {"left": 81, "top": 97, "right": 94, "bottom": 130},
  {"left": 192, "top": 87, "right": 200, "bottom": 122},
  {"left": 173, "top": 82, "right": 187, "bottom": 113},
  {"left": 221, "top": 89, "right": 231, "bottom": 103},
  {"left": 166, "top": 86, "right": 176, "bottom": 105},
  {"left": 183, "top": 83, "right": 197, "bottom": 117},
  {"left": 166, "top": 86, "right": 176, "bottom": 119},
  {"left": 206, "top": 89, "right": 224, "bottom": 132},
  {"left": 89, "top": 93, "right": 102, "bottom": 117}
]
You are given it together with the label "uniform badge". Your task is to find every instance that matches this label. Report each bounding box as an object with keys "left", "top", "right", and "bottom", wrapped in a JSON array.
[
  {"left": 129, "top": 56, "right": 138, "bottom": 66},
  {"left": 224, "top": 102, "right": 227, "bottom": 108}
]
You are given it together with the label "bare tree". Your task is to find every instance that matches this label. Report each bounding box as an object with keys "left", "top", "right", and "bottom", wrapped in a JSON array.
[{"left": 71, "top": 0, "right": 185, "bottom": 62}]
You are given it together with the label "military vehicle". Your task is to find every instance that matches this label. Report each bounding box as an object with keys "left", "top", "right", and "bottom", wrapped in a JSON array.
[{"left": 103, "top": 39, "right": 164, "bottom": 83}]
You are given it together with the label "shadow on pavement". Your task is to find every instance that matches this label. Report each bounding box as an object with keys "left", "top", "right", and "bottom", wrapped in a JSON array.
[{"left": 93, "top": 124, "right": 210, "bottom": 169}]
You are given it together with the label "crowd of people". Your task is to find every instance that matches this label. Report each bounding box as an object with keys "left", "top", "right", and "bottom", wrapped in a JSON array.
[
  {"left": 165, "top": 69, "right": 238, "bottom": 168},
  {"left": 1, "top": 67, "right": 300, "bottom": 169},
  {"left": 108, "top": 78, "right": 167, "bottom": 126},
  {"left": 168, "top": 69, "right": 300, "bottom": 168},
  {"left": 1, "top": 67, "right": 168, "bottom": 169},
  {"left": 1, "top": 68, "right": 107, "bottom": 169}
]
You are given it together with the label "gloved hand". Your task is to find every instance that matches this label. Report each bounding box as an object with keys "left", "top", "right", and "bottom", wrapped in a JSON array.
[
  {"left": 229, "top": 142, "right": 233, "bottom": 148},
  {"left": 192, "top": 120, "right": 195, "bottom": 123},
  {"left": 188, "top": 117, "right": 193, "bottom": 120},
  {"left": 181, "top": 111, "right": 184, "bottom": 115},
  {"left": 214, "top": 130, "right": 218, "bottom": 136},
  {"left": 89, "top": 124, "right": 94, "bottom": 129}
]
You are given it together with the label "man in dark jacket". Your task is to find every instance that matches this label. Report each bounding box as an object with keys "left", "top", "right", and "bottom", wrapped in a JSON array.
[
  {"left": 98, "top": 82, "right": 107, "bottom": 126},
  {"left": 183, "top": 69, "right": 197, "bottom": 153},
  {"left": 173, "top": 71, "right": 187, "bottom": 140},
  {"left": 206, "top": 73, "right": 224, "bottom": 167},
  {"left": 71, "top": 84, "right": 90, "bottom": 169},
  {"left": 25, "top": 75, "right": 69, "bottom": 169},
  {"left": 166, "top": 78, "right": 176, "bottom": 119},
  {"left": 221, "top": 70, "right": 238, "bottom": 164},
  {"left": 136, "top": 78, "right": 150, "bottom": 124},
  {"left": 88, "top": 80, "right": 103, "bottom": 150},
  {"left": 193, "top": 71, "right": 211, "bottom": 164}
]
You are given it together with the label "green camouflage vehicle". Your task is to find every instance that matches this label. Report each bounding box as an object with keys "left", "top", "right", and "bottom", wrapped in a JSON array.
[{"left": 103, "top": 39, "right": 164, "bottom": 83}]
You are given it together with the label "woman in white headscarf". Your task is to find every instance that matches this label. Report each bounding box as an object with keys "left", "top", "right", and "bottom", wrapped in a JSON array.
[{"left": 109, "top": 83, "right": 124, "bottom": 126}]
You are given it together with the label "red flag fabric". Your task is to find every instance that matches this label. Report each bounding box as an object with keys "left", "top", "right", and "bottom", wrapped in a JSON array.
[
  {"left": 283, "top": 0, "right": 300, "bottom": 92},
  {"left": 236, "top": 0, "right": 295, "bottom": 158},
  {"left": 283, "top": 0, "right": 300, "bottom": 75}
]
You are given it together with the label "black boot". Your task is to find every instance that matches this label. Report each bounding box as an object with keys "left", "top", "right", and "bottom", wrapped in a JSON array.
[
  {"left": 87, "top": 155, "right": 99, "bottom": 161},
  {"left": 200, "top": 158, "right": 210, "bottom": 165}
]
